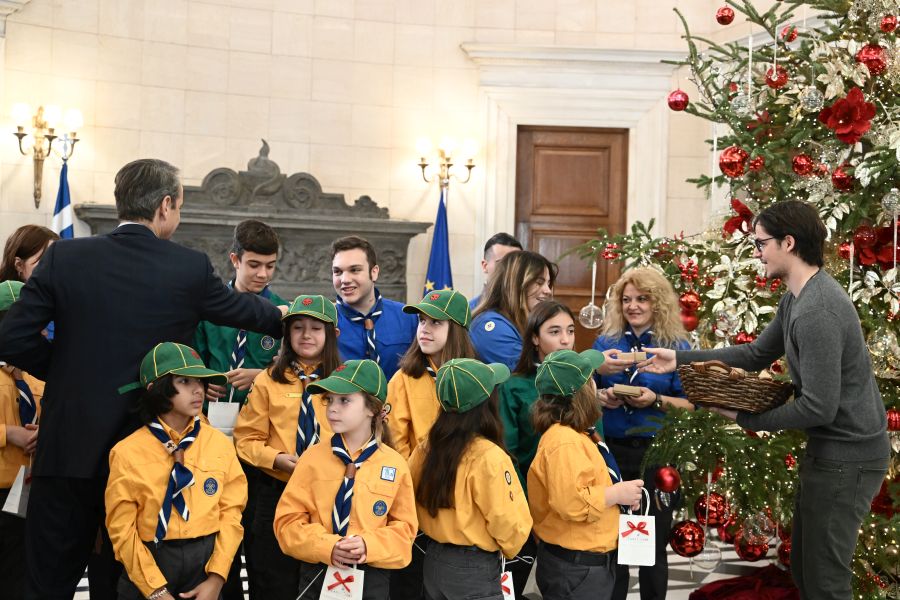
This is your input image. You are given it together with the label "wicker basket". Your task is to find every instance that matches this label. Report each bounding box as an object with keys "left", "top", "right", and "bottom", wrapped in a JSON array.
[{"left": 677, "top": 360, "right": 794, "bottom": 414}]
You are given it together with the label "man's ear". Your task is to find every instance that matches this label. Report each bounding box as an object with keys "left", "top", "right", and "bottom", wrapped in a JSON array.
[
  {"left": 370, "top": 264, "right": 380, "bottom": 283},
  {"left": 229, "top": 252, "right": 241, "bottom": 270},
  {"left": 782, "top": 234, "right": 796, "bottom": 252}
]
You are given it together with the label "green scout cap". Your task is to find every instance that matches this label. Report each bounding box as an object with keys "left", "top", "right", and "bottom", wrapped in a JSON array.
[
  {"left": 403, "top": 289, "right": 472, "bottom": 329},
  {"left": 284, "top": 294, "right": 338, "bottom": 324},
  {"left": 535, "top": 349, "right": 605, "bottom": 397},
  {"left": 118, "top": 342, "right": 227, "bottom": 394},
  {"left": 436, "top": 358, "right": 510, "bottom": 413},
  {"left": 307, "top": 359, "right": 387, "bottom": 403},
  {"left": 0, "top": 280, "right": 24, "bottom": 312}
]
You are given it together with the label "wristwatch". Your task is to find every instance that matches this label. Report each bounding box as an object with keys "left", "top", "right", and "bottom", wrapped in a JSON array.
[
  {"left": 149, "top": 587, "right": 169, "bottom": 600},
  {"left": 653, "top": 391, "right": 663, "bottom": 409}
]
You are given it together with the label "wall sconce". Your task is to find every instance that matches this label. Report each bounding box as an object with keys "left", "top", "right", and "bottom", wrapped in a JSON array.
[
  {"left": 11, "top": 103, "right": 82, "bottom": 208},
  {"left": 417, "top": 137, "right": 476, "bottom": 189}
]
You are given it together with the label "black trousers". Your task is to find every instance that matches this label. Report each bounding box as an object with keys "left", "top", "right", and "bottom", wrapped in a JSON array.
[
  {"left": 423, "top": 540, "right": 503, "bottom": 600},
  {"left": 608, "top": 437, "right": 677, "bottom": 600},
  {"left": 389, "top": 531, "right": 428, "bottom": 600},
  {"left": 24, "top": 475, "right": 121, "bottom": 600},
  {"left": 297, "top": 561, "right": 391, "bottom": 600},
  {"left": 117, "top": 534, "right": 218, "bottom": 599},
  {"left": 0, "top": 487, "right": 25, "bottom": 599},
  {"left": 505, "top": 534, "right": 537, "bottom": 598},
  {"left": 222, "top": 462, "right": 262, "bottom": 600},
  {"left": 252, "top": 476, "right": 303, "bottom": 600},
  {"left": 536, "top": 543, "right": 615, "bottom": 600}
]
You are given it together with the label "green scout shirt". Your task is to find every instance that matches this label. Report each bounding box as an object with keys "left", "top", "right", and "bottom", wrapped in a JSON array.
[
  {"left": 194, "top": 287, "right": 287, "bottom": 409},
  {"left": 499, "top": 372, "right": 604, "bottom": 493}
]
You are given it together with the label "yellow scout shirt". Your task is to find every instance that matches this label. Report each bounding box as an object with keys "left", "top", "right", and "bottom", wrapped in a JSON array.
[
  {"left": 273, "top": 439, "right": 417, "bottom": 569},
  {"left": 0, "top": 369, "right": 43, "bottom": 488},
  {"left": 527, "top": 423, "right": 618, "bottom": 553},
  {"left": 105, "top": 420, "right": 248, "bottom": 598},
  {"left": 408, "top": 436, "right": 532, "bottom": 558},
  {"left": 234, "top": 364, "right": 332, "bottom": 482},
  {"left": 386, "top": 367, "right": 440, "bottom": 460}
]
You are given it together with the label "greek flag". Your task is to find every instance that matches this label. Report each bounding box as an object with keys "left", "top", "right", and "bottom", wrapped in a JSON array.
[{"left": 51, "top": 162, "right": 74, "bottom": 239}]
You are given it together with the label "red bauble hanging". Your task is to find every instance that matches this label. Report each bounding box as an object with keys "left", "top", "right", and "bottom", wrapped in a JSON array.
[
  {"left": 720, "top": 145, "right": 749, "bottom": 178},
  {"left": 838, "top": 241, "right": 853, "bottom": 259},
  {"left": 853, "top": 224, "right": 878, "bottom": 249},
  {"left": 655, "top": 466, "right": 682, "bottom": 493},
  {"left": 887, "top": 408, "right": 900, "bottom": 431},
  {"left": 747, "top": 156, "right": 765, "bottom": 171},
  {"left": 765, "top": 65, "right": 789, "bottom": 89},
  {"left": 734, "top": 529, "right": 769, "bottom": 561},
  {"left": 668, "top": 89, "right": 689, "bottom": 111},
  {"left": 681, "top": 312, "right": 699, "bottom": 332},
  {"left": 780, "top": 25, "right": 798, "bottom": 42},
  {"left": 670, "top": 521, "right": 706, "bottom": 558},
  {"left": 734, "top": 331, "right": 756, "bottom": 345},
  {"left": 777, "top": 540, "right": 792, "bottom": 568},
  {"left": 882, "top": 15, "right": 898, "bottom": 33},
  {"left": 715, "top": 6, "right": 735, "bottom": 25},
  {"left": 791, "top": 154, "right": 814, "bottom": 176},
  {"left": 831, "top": 164, "right": 854, "bottom": 191},
  {"left": 694, "top": 492, "right": 729, "bottom": 527},
  {"left": 717, "top": 513, "right": 741, "bottom": 544},
  {"left": 784, "top": 453, "right": 797, "bottom": 469},
  {"left": 679, "top": 290, "right": 702, "bottom": 312},
  {"left": 856, "top": 44, "right": 888, "bottom": 76}
]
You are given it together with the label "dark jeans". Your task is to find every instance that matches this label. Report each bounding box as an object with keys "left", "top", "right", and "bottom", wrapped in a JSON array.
[
  {"left": 389, "top": 531, "right": 428, "bottom": 600},
  {"left": 608, "top": 437, "right": 676, "bottom": 600},
  {"left": 423, "top": 540, "right": 503, "bottom": 600},
  {"left": 535, "top": 543, "right": 615, "bottom": 600},
  {"left": 0, "top": 487, "right": 25, "bottom": 599},
  {"left": 117, "top": 534, "right": 218, "bottom": 599},
  {"left": 24, "top": 475, "right": 120, "bottom": 600},
  {"left": 792, "top": 453, "right": 887, "bottom": 600},
  {"left": 252, "top": 477, "right": 303, "bottom": 600},
  {"left": 297, "top": 561, "right": 391, "bottom": 600}
]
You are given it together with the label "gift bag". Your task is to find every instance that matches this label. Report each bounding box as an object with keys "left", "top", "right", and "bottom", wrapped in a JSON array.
[
  {"left": 320, "top": 565, "right": 364, "bottom": 600},
  {"left": 2, "top": 466, "right": 31, "bottom": 518},
  {"left": 500, "top": 556, "right": 515, "bottom": 600},
  {"left": 208, "top": 401, "right": 240, "bottom": 437},
  {"left": 617, "top": 488, "right": 655, "bottom": 566}
]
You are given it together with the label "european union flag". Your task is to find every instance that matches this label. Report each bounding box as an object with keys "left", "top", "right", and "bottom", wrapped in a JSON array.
[
  {"left": 51, "top": 161, "right": 74, "bottom": 239},
  {"left": 423, "top": 187, "right": 453, "bottom": 295}
]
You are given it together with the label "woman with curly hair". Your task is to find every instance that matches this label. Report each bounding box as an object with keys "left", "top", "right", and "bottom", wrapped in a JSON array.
[{"left": 592, "top": 266, "right": 693, "bottom": 600}]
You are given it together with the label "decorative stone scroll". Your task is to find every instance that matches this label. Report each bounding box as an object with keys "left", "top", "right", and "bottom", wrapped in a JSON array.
[{"left": 74, "top": 141, "right": 430, "bottom": 301}]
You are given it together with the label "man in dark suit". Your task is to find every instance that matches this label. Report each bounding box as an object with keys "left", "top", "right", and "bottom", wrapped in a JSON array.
[{"left": 0, "top": 159, "right": 285, "bottom": 599}]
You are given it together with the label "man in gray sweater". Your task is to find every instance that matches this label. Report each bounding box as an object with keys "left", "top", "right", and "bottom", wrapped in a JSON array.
[{"left": 642, "top": 200, "right": 889, "bottom": 600}]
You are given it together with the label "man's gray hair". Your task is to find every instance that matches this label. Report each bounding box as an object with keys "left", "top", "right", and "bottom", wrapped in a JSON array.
[{"left": 114, "top": 159, "right": 181, "bottom": 221}]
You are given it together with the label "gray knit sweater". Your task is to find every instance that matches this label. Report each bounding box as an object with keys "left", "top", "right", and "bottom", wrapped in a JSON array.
[{"left": 676, "top": 270, "right": 889, "bottom": 461}]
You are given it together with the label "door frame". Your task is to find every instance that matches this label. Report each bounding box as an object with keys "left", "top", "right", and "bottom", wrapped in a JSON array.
[{"left": 461, "top": 45, "right": 682, "bottom": 291}]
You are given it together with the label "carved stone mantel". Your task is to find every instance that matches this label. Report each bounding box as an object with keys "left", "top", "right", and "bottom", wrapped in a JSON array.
[{"left": 75, "top": 142, "right": 431, "bottom": 301}]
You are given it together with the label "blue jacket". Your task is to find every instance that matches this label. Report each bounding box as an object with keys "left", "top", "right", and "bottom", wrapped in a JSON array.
[
  {"left": 336, "top": 296, "right": 417, "bottom": 380},
  {"left": 593, "top": 330, "right": 690, "bottom": 438},
  {"left": 470, "top": 309, "right": 522, "bottom": 370}
]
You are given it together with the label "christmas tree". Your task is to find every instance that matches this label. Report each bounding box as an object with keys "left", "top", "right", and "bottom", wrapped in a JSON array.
[{"left": 577, "top": 1, "right": 900, "bottom": 596}]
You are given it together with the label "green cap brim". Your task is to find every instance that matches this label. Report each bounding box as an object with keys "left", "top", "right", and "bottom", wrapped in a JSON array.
[
  {"left": 486, "top": 362, "right": 511, "bottom": 387},
  {"left": 283, "top": 309, "right": 336, "bottom": 324},
  {"left": 581, "top": 349, "right": 606, "bottom": 370},
  {"left": 403, "top": 303, "right": 454, "bottom": 323},
  {"left": 169, "top": 366, "right": 228, "bottom": 387},
  {"left": 308, "top": 377, "right": 386, "bottom": 403}
]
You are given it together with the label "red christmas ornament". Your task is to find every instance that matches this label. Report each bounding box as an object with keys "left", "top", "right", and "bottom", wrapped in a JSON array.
[
  {"left": 856, "top": 44, "right": 888, "bottom": 76},
  {"left": 681, "top": 312, "right": 699, "bottom": 332},
  {"left": 818, "top": 87, "right": 876, "bottom": 144},
  {"left": 838, "top": 241, "right": 853, "bottom": 260},
  {"left": 655, "top": 466, "right": 681, "bottom": 493},
  {"left": 765, "top": 65, "right": 789, "bottom": 89},
  {"left": 747, "top": 156, "right": 765, "bottom": 171},
  {"left": 729, "top": 82, "right": 739, "bottom": 94},
  {"left": 882, "top": 15, "right": 898, "bottom": 33},
  {"left": 791, "top": 154, "right": 814, "bottom": 176},
  {"left": 784, "top": 453, "right": 797, "bottom": 469},
  {"left": 694, "top": 492, "right": 729, "bottom": 527},
  {"left": 668, "top": 89, "right": 689, "bottom": 111},
  {"left": 719, "top": 145, "right": 749, "bottom": 178},
  {"left": 602, "top": 243, "right": 620, "bottom": 260},
  {"left": 777, "top": 540, "right": 792, "bottom": 568},
  {"left": 734, "top": 331, "right": 756, "bottom": 345},
  {"left": 769, "top": 278, "right": 782, "bottom": 292},
  {"left": 679, "top": 290, "right": 702, "bottom": 313},
  {"left": 670, "top": 521, "right": 706, "bottom": 558},
  {"left": 734, "top": 529, "right": 769, "bottom": 561},
  {"left": 780, "top": 25, "right": 798, "bottom": 42},
  {"left": 853, "top": 224, "right": 878, "bottom": 249},
  {"left": 715, "top": 6, "right": 735, "bottom": 25},
  {"left": 717, "top": 513, "right": 741, "bottom": 544},
  {"left": 831, "top": 164, "right": 854, "bottom": 191},
  {"left": 887, "top": 408, "right": 900, "bottom": 431}
]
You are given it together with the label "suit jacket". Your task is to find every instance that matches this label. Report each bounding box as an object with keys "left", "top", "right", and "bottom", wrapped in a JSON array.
[{"left": 0, "top": 224, "right": 284, "bottom": 479}]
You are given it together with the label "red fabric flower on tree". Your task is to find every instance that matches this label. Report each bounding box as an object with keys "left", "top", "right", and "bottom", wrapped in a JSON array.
[
  {"left": 723, "top": 198, "right": 754, "bottom": 237},
  {"left": 818, "top": 87, "right": 876, "bottom": 144}
]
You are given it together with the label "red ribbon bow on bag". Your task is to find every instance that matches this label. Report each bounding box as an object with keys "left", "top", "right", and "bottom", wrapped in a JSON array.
[
  {"left": 622, "top": 520, "right": 649, "bottom": 537},
  {"left": 328, "top": 571, "right": 355, "bottom": 592}
]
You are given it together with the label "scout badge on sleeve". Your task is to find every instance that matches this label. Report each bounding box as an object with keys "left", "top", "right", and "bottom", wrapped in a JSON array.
[
  {"left": 617, "top": 488, "right": 655, "bottom": 566},
  {"left": 2, "top": 466, "right": 30, "bottom": 518},
  {"left": 320, "top": 564, "right": 364, "bottom": 600},
  {"left": 500, "top": 556, "right": 515, "bottom": 600}
]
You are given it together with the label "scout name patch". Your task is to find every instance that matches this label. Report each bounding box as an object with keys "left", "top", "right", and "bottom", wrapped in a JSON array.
[
  {"left": 204, "top": 477, "right": 218, "bottom": 496},
  {"left": 260, "top": 336, "right": 276, "bottom": 350},
  {"left": 373, "top": 500, "right": 388, "bottom": 516},
  {"left": 381, "top": 466, "right": 396, "bottom": 482}
]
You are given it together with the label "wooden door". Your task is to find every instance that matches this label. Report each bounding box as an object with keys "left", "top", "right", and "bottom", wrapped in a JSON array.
[{"left": 515, "top": 126, "right": 628, "bottom": 351}]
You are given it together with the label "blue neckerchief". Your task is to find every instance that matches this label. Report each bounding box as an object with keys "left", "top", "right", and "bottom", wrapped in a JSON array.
[
  {"left": 226, "top": 282, "right": 273, "bottom": 400},
  {"left": 336, "top": 290, "right": 384, "bottom": 365},
  {"left": 14, "top": 376, "right": 37, "bottom": 426},
  {"left": 331, "top": 434, "right": 379, "bottom": 536},
  {"left": 292, "top": 362, "right": 323, "bottom": 455},
  {"left": 147, "top": 416, "right": 201, "bottom": 543}
]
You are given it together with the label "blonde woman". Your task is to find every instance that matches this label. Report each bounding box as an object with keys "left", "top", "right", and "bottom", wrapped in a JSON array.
[
  {"left": 592, "top": 266, "right": 693, "bottom": 600},
  {"left": 470, "top": 250, "right": 557, "bottom": 370}
]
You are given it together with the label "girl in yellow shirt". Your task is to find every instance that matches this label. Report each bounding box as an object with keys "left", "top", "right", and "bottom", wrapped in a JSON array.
[
  {"left": 274, "top": 359, "right": 417, "bottom": 599},
  {"left": 233, "top": 295, "right": 341, "bottom": 599}
]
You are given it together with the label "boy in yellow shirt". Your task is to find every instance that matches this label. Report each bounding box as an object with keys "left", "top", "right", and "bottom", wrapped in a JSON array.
[{"left": 106, "top": 342, "right": 247, "bottom": 600}]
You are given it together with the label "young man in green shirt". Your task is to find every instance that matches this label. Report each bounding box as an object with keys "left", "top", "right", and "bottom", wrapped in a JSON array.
[{"left": 193, "top": 219, "right": 287, "bottom": 600}]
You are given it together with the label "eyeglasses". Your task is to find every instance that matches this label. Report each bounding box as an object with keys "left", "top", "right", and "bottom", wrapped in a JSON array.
[{"left": 753, "top": 236, "right": 776, "bottom": 252}]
